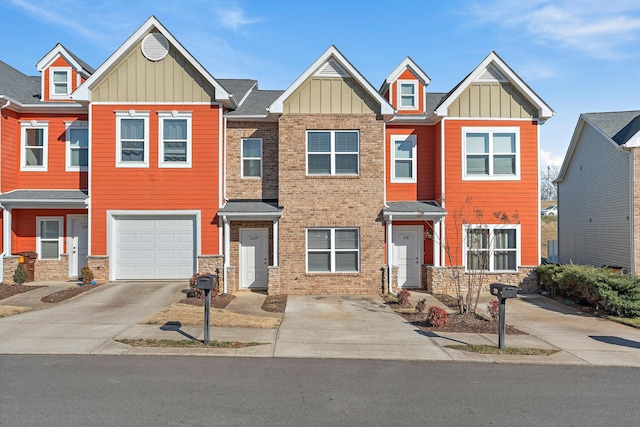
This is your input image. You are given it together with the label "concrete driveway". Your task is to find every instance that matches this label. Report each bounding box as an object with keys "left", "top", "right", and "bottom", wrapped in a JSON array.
[{"left": 0, "top": 281, "right": 185, "bottom": 354}]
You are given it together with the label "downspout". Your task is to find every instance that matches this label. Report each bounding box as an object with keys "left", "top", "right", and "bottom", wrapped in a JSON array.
[{"left": 0, "top": 98, "right": 11, "bottom": 281}]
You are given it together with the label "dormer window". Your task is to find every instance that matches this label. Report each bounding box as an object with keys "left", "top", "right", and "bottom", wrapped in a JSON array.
[
  {"left": 398, "top": 80, "right": 418, "bottom": 110},
  {"left": 50, "top": 67, "right": 72, "bottom": 98}
]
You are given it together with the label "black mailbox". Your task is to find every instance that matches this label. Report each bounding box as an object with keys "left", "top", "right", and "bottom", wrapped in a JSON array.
[
  {"left": 196, "top": 274, "right": 218, "bottom": 291},
  {"left": 490, "top": 283, "right": 517, "bottom": 299}
]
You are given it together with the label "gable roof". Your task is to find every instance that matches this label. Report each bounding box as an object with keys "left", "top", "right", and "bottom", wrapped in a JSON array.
[
  {"left": 72, "top": 16, "right": 233, "bottom": 107},
  {"left": 269, "top": 45, "right": 394, "bottom": 115},
  {"left": 218, "top": 79, "right": 257, "bottom": 107},
  {"left": 226, "top": 89, "right": 284, "bottom": 119},
  {"left": 379, "top": 56, "right": 430, "bottom": 95},
  {"left": 433, "top": 51, "right": 554, "bottom": 120},
  {"left": 557, "top": 110, "right": 640, "bottom": 182},
  {"left": 36, "top": 43, "right": 95, "bottom": 76}
]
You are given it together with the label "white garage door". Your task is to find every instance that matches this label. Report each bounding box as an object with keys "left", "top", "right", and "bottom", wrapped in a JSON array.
[{"left": 114, "top": 216, "right": 196, "bottom": 280}]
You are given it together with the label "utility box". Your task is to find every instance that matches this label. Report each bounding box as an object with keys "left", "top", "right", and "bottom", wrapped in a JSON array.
[
  {"left": 490, "top": 283, "right": 517, "bottom": 299},
  {"left": 196, "top": 274, "right": 218, "bottom": 291},
  {"left": 17, "top": 251, "right": 37, "bottom": 282}
]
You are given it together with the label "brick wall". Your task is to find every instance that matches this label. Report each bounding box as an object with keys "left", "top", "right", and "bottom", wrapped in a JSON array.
[
  {"left": 87, "top": 256, "right": 109, "bottom": 283},
  {"left": 277, "top": 113, "right": 386, "bottom": 294},
  {"left": 426, "top": 266, "right": 538, "bottom": 295}
]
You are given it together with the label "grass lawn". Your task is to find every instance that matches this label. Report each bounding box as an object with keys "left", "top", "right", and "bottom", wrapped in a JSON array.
[
  {"left": 607, "top": 317, "right": 640, "bottom": 328},
  {"left": 446, "top": 344, "right": 559, "bottom": 356},
  {"left": 541, "top": 214, "right": 557, "bottom": 259}
]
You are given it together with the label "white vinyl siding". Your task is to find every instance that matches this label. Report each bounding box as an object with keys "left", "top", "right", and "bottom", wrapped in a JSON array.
[
  {"left": 158, "top": 111, "right": 192, "bottom": 168},
  {"left": 463, "top": 127, "right": 520, "bottom": 180},
  {"left": 37, "top": 217, "right": 63, "bottom": 260},
  {"left": 558, "top": 122, "right": 631, "bottom": 272},
  {"left": 391, "top": 135, "right": 417, "bottom": 182},
  {"left": 464, "top": 224, "right": 520, "bottom": 272},
  {"left": 116, "top": 111, "right": 149, "bottom": 168},
  {"left": 307, "top": 228, "right": 359, "bottom": 273},
  {"left": 307, "top": 130, "right": 359, "bottom": 175},
  {"left": 20, "top": 121, "right": 48, "bottom": 171},
  {"left": 242, "top": 138, "right": 262, "bottom": 178}
]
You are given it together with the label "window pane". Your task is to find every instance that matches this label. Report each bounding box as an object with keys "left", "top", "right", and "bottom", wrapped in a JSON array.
[
  {"left": 494, "top": 251, "right": 516, "bottom": 270},
  {"left": 394, "top": 139, "right": 413, "bottom": 159},
  {"left": 53, "top": 71, "right": 67, "bottom": 83},
  {"left": 308, "top": 252, "right": 330, "bottom": 272},
  {"left": 25, "top": 129, "right": 44, "bottom": 147},
  {"left": 41, "top": 241, "right": 59, "bottom": 259},
  {"left": 25, "top": 148, "right": 43, "bottom": 166},
  {"left": 493, "top": 133, "right": 516, "bottom": 153},
  {"left": 243, "top": 159, "right": 261, "bottom": 177},
  {"left": 307, "top": 132, "right": 330, "bottom": 152},
  {"left": 335, "top": 132, "right": 358, "bottom": 152},
  {"left": 335, "top": 154, "right": 358, "bottom": 174},
  {"left": 69, "top": 129, "right": 88, "bottom": 148},
  {"left": 121, "top": 141, "right": 144, "bottom": 161},
  {"left": 335, "top": 229, "right": 358, "bottom": 249},
  {"left": 495, "top": 229, "right": 517, "bottom": 249},
  {"left": 467, "top": 229, "right": 488, "bottom": 249},
  {"left": 70, "top": 148, "right": 88, "bottom": 167},
  {"left": 121, "top": 119, "right": 144, "bottom": 139},
  {"left": 242, "top": 139, "right": 261, "bottom": 158},
  {"left": 308, "top": 230, "right": 330, "bottom": 249},
  {"left": 466, "top": 133, "right": 488, "bottom": 153},
  {"left": 467, "top": 155, "right": 489, "bottom": 175},
  {"left": 41, "top": 221, "right": 59, "bottom": 239},
  {"left": 164, "top": 119, "right": 187, "bottom": 140},
  {"left": 336, "top": 252, "right": 358, "bottom": 272},
  {"left": 395, "top": 160, "right": 412, "bottom": 178},
  {"left": 308, "top": 154, "right": 330, "bottom": 174},
  {"left": 164, "top": 142, "right": 187, "bottom": 162},
  {"left": 400, "top": 83, "right": 415, "bottom": 95},
  {"left": 494, "top": 155, "right": 516, "bottom": 175},
  {"left": 467, "top": 251, "right": 488, "bottom": 270}
]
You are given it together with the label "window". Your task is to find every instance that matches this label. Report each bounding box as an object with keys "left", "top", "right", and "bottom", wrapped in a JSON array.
[
  {"left": 158, "top": 111, "right": 192, "bottom": 168},
  {"left": 397, "top": 81, "right": 418, "bottom": 110},
  {"left": 307, "top": 130, "right": 359, "bottom": 175},
  {"left": 37, "top": 217, "right": 63, "bottom": 260},
  {"left": 307, "top": 228, "right": 359, "bottom": 273},
  {"left": 66, "top": 121, "right": 88, "bottom": 171},
  {"left": 242, "top": 138, "right": 262, "bottom": 178},
  {"left": 464, "top": 225, "right": 519, "bottom": 272},
  {"left": 20, "top": 121, "right": 48, "bottom": 171},
  {"left": 116, "top": 111, "right": 149, "bottom": 167},
  {"left": 50, "top": 67, "right": 71, "bottom": 98},
  {"left": 463, "top": 127, "right": 519, "bottom": 179},
  {"left": 391, "top": 135, "right": 416, "bottom": 182}
]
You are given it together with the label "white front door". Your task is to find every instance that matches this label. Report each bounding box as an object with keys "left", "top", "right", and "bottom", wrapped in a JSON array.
[
  {"left": 240, "top": 229, "right": 268, "bottom": 289},
  {"left": 70, "top": 217, "right": 89, "bottom": 278},
  {"left": 393, "top": 226, "right": 422, "bottom": 288}
]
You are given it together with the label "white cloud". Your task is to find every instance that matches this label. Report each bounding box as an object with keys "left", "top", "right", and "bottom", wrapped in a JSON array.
[
  {"left": 215, "top": 5, "right": 261, "bottom": 32},
  {"left": 540, "top": 149, "right": 565, "bottom": 167}
]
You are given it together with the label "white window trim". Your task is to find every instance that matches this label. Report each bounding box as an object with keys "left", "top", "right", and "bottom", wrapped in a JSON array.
[
  {"left": 65, "top": 120, "right": 88, "bottom": 172},
  {"left": 390, "top": 134, "right": 417, "bottom": 183},
  {"left": 306, "top": 130, "right": 360, "bottom": 176},
  {"left": 462, "top": 224, "right": 521, "bottom": 273},
  {"left": 116, "top": 110, "right": 150, "bottom": 168},
  {"left": 241, "top": 137, "right": 263, "bottom": 178},
  {"left": 397, "top": 80, "right": 419, "bottom": 110},
  {"left": 158, "top": 111, "right": 192, "bottom": 168},
  {"left": 462, "top": 127, "right": 520, "bottom": 181},
  {"left": 49, "top": 66, "right": 72, "bottom": 99},
  {"left": 306, "top": 228, "right": 360, "bottom": 273},
  {"left": 20, "top": 120, "right": 49, "bottom": 171},
  {"left": 36, "top": 216, "right": 64, "bottom": 260}
]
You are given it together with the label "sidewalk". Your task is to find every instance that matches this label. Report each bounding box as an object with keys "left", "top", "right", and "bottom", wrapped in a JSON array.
[{"left": 1, "top": 282, "right": 640, "bottom": 366}]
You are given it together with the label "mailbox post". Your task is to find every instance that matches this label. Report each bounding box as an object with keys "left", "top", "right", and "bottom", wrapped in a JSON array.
[
  {"left": 489, "top": 283, "right": 518, "bottom": 350},
  {"left": 195, "top": 275, "right": 219, "bottom": 345}
]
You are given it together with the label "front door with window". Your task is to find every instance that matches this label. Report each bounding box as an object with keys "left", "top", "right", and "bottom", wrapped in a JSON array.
[
  {"left": 70, "top": 217, "right": 89, "bottom": 278},
  {"left": 393, "top": 226, "right": 422, "bottom": 288},
  {"left": 240, "top": 229, "right": 268, "bottom": 289}
]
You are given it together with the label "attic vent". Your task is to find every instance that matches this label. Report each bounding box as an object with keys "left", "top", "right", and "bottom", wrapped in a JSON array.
[
  {"left": 477, "top": 65, "right": 508, "bottom": 83},
  {"left": 141, "top": 33, "right": 169, "bottom": 61},
  {"left": 314, "top": 58, "right": 350, "bottom": 78}
]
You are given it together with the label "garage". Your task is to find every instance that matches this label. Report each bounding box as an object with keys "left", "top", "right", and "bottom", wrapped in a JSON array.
[{"left": 113, "top": 216, "right": 196, "bottom": 280}]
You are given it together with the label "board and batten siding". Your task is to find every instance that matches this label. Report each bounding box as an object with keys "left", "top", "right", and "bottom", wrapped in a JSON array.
[
  {"left": 91, "top": 38, "right": 215, "bottom": 103},
  {"left": 283, "top": 77, "right": 378, "bottom": 114},
  {"left": 448, "top": 83, "right": 537, "bottom": 119},
  {"left": 558, "top": 123, "right": 631, "bottom": 271}
]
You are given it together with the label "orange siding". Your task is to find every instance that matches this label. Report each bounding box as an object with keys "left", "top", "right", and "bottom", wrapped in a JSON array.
[
  {"left": 0, "top": 110, "right": 19, "bottom": 191},
  {"left": 11, "top": 209, "right": 86, "bottom": 254},
  {"left": 391, "top": 69, "right": 425, "bottom": 114},
  {"left": 386, "top": 125, "right": 436, "bottom": 201},
  {"left": 442, "top": 119, "right": 539, "bottom": 266},
  {"left": 89, "top": 103, "right": 222, "bottom": 255}
]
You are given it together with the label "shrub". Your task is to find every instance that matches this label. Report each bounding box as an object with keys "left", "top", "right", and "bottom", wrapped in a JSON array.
[
  {"left": 81, "top": 264, "right": 94, "bottom": 285},
  {"left": 487, "top": 298, "right": 499, "bottom": 321},
  {"left": 426, "top": 306, "right": 449, "bottom": 327},
  {"left": 13, "top": 264, "right": 27, "bottom": 285},
  {"left": 189, "top": 272, "right": 219, "bottom": 299},
  {"left": 397, "top": 289, "right": 411, "bottom": 306}
]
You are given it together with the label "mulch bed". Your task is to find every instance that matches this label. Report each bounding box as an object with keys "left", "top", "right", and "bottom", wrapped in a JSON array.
[
  {"left": 0, "top": 283, "right": 44, "bottom": 300},
  {"left": 40, "top": 283, "right": 104, "bottom": 303},
  {"left": 180, "top": 293, "right": 235, "bottom": 309},
  {"left": 385, "top": 293, "right": 525, "bottom": 335},
  {"left": 261, "top": 295, "right": 287, "bottom": 313}
]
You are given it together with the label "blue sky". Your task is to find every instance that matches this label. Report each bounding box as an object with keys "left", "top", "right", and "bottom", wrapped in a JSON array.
[{"left": 3, "top": 0, "right": 640, "bottom": 168}]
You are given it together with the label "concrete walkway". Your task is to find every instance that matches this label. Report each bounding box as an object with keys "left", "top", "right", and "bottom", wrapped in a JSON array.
[{"left": 1, "top": 282, "right": 640, "bottom": 366}]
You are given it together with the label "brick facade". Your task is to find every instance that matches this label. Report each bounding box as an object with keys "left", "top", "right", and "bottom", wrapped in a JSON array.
[
  {"left": 425, "top": 266, "right": 539, "bottom": 296},
  {"left": 276, "top": 113, "right": 386, "bottom": 294}
]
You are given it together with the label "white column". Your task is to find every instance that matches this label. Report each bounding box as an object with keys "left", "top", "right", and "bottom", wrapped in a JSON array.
[
  {"left": 223, "top": 217, "right": 230, "bottom": 294},
  {"left": 3, "top": 208, "right": 11, "bottom": 256},
  {"left": 433, "top": 219, "right": 441, "bottom": 267},
  {"left": 386, "top": 216, "right": 393, "bottom": 292},
  {"left": 273, "top": 218, "right": 279, "bottom": 267}
]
